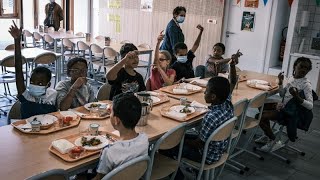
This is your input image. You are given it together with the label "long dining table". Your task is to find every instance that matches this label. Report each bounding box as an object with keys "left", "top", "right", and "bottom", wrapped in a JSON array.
[{"left": 0, "top": 71, "right": 277, "bottom": 180}]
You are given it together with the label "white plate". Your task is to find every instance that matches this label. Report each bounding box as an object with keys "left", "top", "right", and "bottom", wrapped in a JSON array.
[
  {"left": 169, "top": 105, "right": 195, "bottom": 115},
  {"left": 151, "top": 96, "right": 161, "bottom": 103},
  {"left": 183, "top": 84, "right": 202, "bottom": 91},
  {"left": 26, "top": 114, "right": 58, "bottom": 126},
  {"left": 146, "top": 91, "right": 159, "bottom": 96},
  {"left": 84, "top": 102, "right": 109, "bottom": 111},
  {"left": 74, "top": 136, "right": 109, "bottom": 151}
]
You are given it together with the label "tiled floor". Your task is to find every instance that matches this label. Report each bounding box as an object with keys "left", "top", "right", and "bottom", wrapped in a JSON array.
[{"left": 1, "top": 44, "right": 320, "bottom": 179}]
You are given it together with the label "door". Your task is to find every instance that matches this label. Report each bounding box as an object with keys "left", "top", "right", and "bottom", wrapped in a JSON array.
[{"left": 222, "top": 0, "right": 273, "bottom": 72}]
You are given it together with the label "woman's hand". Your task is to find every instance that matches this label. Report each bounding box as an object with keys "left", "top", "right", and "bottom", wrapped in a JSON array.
[{"left": 71, "top": 77, "right": 87, "bottom": 90}]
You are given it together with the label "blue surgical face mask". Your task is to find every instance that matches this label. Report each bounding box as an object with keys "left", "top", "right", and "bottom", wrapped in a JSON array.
[
  {"left": 176, "top": 56, "right": 188, "bottom": 63},
  {"left": 176, "top": 16, "right": 185, "bottom": 23},
  {"left": 28, "top": 84, "right": 47, "bottom": 97}
]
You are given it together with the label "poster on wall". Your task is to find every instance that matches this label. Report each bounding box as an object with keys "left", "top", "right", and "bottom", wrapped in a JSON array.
[
  {"left": 140, "top": 0, "right": 153, "bottom": 12},
  {"left": 108, "top": 0, "right": 121, "bottom": 9},
  {"left": 232, "top": 0, "right": 241, "bottom": 7},
  {"left": 241, "top": 11, "right": 255, "bottom": 32},
  {"left": 244, "top": 0, "right": 259, "bottom": 8}
]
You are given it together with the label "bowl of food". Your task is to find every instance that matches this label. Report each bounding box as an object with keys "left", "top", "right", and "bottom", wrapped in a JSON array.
[{"left": 68, "top": 146, "right": 85, "bottom": 159}]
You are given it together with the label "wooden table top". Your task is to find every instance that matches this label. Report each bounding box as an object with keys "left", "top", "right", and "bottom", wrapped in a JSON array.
[
  {"left": 0, "top": 70, "right": 278, "bottom": 179},
  {"left": 0, "top": 48, "right": 62, "bottom": 61},
  {"left": 69, "top": 38, "right": 153, "bottom": 54}
]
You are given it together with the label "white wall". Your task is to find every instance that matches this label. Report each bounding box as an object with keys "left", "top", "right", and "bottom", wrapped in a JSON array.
[{"left": 74, "top": 0, "right": 89, "bottom": 34}]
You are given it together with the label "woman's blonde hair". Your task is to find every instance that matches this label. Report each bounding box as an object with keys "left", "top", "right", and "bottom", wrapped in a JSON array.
[{"left": 159, "top": 50, "right": 172, "bottom": 62}]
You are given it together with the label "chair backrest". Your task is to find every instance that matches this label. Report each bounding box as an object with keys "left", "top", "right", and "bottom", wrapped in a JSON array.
[
  {"left": 26, "top": 169, "right": 68, "bottom": 180},
  {"left": 48, "top": 27, "right": 55, "bottom": 32},
  {"left": 211, "top": 116, "right": 237, "bottom": 142},
  {"left": 103, "top": 47, "right": 118, "bottom": 58},
  {"left": 33, "top": 52, "right": 57, "bottom": 65},
  {"left": 5, "top": 44, "right": 15, "bottom": 50},
  {"left": 75, "top": 32, "right": 84, "bottom": 36},
  {"left": 66, "top": 30, "right": 74, "bottom": 34},
  {"left": 7, "top": 101, "right": 21, "bottom": 124},
  {"left": 120, "top": 40, "right": 131, "bottom": 44},
  {"left": 0, "top": 55, "right": 26, "bottom": 67},
  {"left": 90, "top": 44, "right": 103, "bottom": 54},
  {"left": 95, "top": 35, "right": 105, "bottom": 40},
  {"left": 77, "top": 41, "right": 90, "bottom": 51},
  {"left": 248, "top": 92, "right": 268, "bottom": 109},
  {"left": 102, "top": 155, "right": 150, "bottom": 180},
  {"left": 97, "top": 82, "right": 112, "bottom": 101},
  {"left": 23, "top": 30, "right": 33, "bottom": 37},
  {"left": 33, "top": 32, "right": 42, "bottom": 41},
  {"left": 62, "top": 39, "right": 74, "bottom": 49},
  {"left": 145, "top": 78, "right": 151, "bottom": 91},
  {"left": 44, "top": 34, "right": 54, "bottom": 43},
  {"left": 234, "top": 98, "right": 249, "bottom": 118},
  {"left": 138, "top": 43, "right": 151, "bottom": 49},
  {"left": 111, "top": 38, "right": 117, "bottom": 43}
]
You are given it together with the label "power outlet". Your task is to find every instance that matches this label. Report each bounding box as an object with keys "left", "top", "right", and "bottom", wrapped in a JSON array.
[{"left": 207, "top": 19, "right": 217, "bottom": 24}]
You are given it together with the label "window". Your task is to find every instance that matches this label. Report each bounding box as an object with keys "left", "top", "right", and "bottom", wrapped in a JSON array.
[{"left": 0, "top": 0, "right": 18, "bottom": 18}]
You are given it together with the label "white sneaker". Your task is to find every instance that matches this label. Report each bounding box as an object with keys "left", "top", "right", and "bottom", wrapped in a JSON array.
[
  {"left": 260, "top": 140, "right": 285, "bottom": 152},
  {"left": 255, "top": 135, "right": 269, "bottom": 144}
]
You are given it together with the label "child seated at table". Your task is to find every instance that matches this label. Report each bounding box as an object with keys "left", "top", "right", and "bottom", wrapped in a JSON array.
[
  {"left": 195, "top": 43, "right": 242, "bottom": 78},
  {"left": 162, "top": 58, "right": 238, "bottom": 179},
  {"left": 9, "top": 21, "right": 57, "bottom": 119},
  {"left": 107, "top": 43, "right": 146, "bottom": 100},
  {"left": 257, "top": 57, "right": 314, "bottom": 152},
  {"left": 55, "top": 57, "right": 96, "bottom": 110},
  {"left": 148, "top": 31, "right": 176, "bottom": 90},
  {"left": 171, "top": 25, "right": 203, "bottom": 81},
  {"left": 93, "top": 93, "right": 149, "bottom": 180}
]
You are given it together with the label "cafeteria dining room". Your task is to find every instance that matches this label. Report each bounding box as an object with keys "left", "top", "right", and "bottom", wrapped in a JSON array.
[{"left": 0, "top": 0, "right": 320, "bottom": 179}]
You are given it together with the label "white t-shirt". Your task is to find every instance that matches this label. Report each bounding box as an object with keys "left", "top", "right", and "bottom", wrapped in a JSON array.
[{"left": 97, "top": 133, "right": 149, "bottom": 175}]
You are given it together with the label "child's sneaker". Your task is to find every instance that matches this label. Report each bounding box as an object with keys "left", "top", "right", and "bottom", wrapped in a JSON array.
[
  {"left": 254, "top": 135, "right": 269, "bottom": 144},
  {"left": 260, "top": 140, "right": 285, "bottom": 152}
]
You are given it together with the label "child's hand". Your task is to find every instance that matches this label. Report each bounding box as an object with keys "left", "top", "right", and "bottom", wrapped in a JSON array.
[
  {"left": 8, "top": 20, "right": 22, "bottom": 40},
  {"left": 230, "top": 50, "right": 242, "bottom": 65},
  {"left": 71, "top": 77, "right": 87, "bottom": 90},
  {"left": 276, "top": 103, "right": 284, "bottom": 111},
  {"left": 289, "top": 87, "right": 299, "bottom": 97},
  {"left": 278, "top": 72, "right": 284, "bottom": 85},
  {"left": 124, "top": 50, "right": 139, "bottom": 62},
  {"left": 196, "top": 24, "right": 204, "bottom": 32},
  {"left": 157, "top": 30, "right": 164, "bottom": 42}
]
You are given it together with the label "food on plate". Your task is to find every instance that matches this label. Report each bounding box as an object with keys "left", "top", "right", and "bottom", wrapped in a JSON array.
[
  {"left": 89, "top": 103, "right": 101, "bottom": 108},
  {"left": 68, "top": 146, "right": 85, "bottom": 159},
  {"left": 81, "top": 137, "right": 102, "bottom": 146},
  {"left": 52, "top": 139, "right": 75, "bottom": 154},
  {"left": 180, "top": 105, "right": 192, "bottom": 113},
  {"left": 63, "top": 116, "right": 73, "bottom": 126}
]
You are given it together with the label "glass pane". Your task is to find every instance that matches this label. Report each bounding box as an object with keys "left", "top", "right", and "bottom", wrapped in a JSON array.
[
  {"left": 74, "top": 0, "right": 89, "bottom": 33},
  {"left": 22, "top": 0, "right": 34, "bottom": 30},
  {"left": 1, "top": 0, "right": 15, "bottom": 15},
  {"left": 38, "top": 0, "right": 63, "bottom": 27},
  {"left": 0, "top": 19, "right": 20, "bottom": 48}
]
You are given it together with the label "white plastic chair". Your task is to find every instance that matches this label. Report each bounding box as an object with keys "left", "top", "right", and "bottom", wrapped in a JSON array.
[
  {"left": 32, "top": 52, "right": 58, "bottom": 87},
  {"left": 33, "top": 32, "right": 43, "bottom": 48},
  {"left": 23, "top": 30, "right": 34, "bottom": 48},
  {"left": 181, "top": 116, "right": 237, "bottom": 180},
  {"left": 97, "top": 82, "right": 112, "bottom": 101},
  {"left": 26, "top": 169, "right": 68, "bottom": 180},
  {"left": 147, "top": 123, "right": 187, "bottom": 180},
  {"left": 102, "top": 155, "right": 150, "bottom": 180}
]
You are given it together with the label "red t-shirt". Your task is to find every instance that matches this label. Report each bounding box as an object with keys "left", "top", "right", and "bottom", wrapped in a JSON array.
[{"left": 150, "top": 68, "right": 176, "bottom": 90}]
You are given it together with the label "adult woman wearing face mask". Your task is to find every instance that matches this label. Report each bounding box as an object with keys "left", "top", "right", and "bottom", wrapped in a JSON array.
[
  {"left": 44, "top": 0, "right": 63, "bottom": 31},
  {"left": 160, "top": 6, "right": 186, "bottom": 64}
]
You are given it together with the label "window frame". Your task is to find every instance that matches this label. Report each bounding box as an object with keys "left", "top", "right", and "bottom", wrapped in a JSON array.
[{"left": 0, "top": 0, "right": 19, "bottom": 18}]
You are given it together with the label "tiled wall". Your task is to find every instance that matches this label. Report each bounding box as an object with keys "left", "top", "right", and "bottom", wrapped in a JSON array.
[{"left": 291, "top": 0, "right": 320, "bottom": 55}]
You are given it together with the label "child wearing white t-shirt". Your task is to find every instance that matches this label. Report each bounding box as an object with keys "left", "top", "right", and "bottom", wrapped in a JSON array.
[{"left": 93, "top": 93, "right": 149, "bottom": 180}]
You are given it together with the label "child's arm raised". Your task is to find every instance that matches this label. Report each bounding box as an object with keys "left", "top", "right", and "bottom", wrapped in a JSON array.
[
  {"left": 229, "top": 50, "right": 242, "bottom": 93},
  {"left": 153, "top": 31, "right": 164, "bottom": 66},
  {"left": 190, "top": 25, "right": 204, "bottom": 53},
  {"left": 8, "top": 21, "right": 25, "bottom": 96},
  {"left": 106, "top": 51, "right": 138, "bottom": 81}
]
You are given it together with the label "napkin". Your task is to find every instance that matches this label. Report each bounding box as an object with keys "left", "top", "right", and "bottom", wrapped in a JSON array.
[
  {"left": 190, "top": 101, "right": 208, "bottom": 109},
  {"left": 173, "top": 88, "right": 188, "bottom": 94},
  {"left": 17, "top": 122, "right": 32, "bottom": 132},
  {"left": 52, "top": 139, "right": 75, "bottom": 154},
  {"left": 255, "top": 84, "right": 271, "bottom": 91},
  {"left": 166, "top": 111, "right": 187, "bottom": 121}
]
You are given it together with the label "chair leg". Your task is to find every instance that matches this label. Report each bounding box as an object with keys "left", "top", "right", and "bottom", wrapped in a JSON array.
[
  {"left": 226, "top": 161, "right": 246, "bottom": 174},
  {"left": 209, "top": 168, "right": 215, "bottom": 180},
  {"left": 170, "top": 168, "right": 179, "bottom": 180},
  {"left": 204, "top": 170, "right": 210, "bottom": 180}
]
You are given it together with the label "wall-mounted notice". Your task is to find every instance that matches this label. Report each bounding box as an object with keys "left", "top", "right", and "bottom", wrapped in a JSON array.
[
  {"left": 108, "top": 0, "right": 121, "bottom": 9},
  {"left": 244, "top": 0, "right": 259, "bottom": 8},
  {"left": 107, "top": 14, "right": 121, "bottom": 33},
  {"left": 140, "top": 0, "right": 153, "bottom": 12},
  {"left": 241, "top": 11, "right": 255, "bottom": 32}
]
